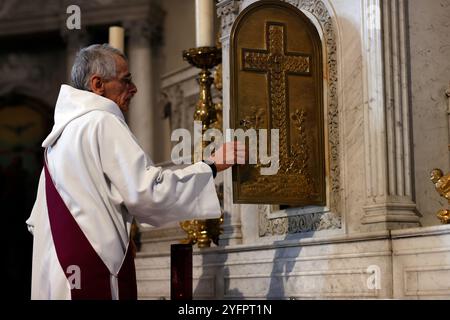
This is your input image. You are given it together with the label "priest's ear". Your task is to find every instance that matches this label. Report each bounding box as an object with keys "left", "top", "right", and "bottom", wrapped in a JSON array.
[{"left": 90, "top": 74, "right": 105, "bottom": 95}]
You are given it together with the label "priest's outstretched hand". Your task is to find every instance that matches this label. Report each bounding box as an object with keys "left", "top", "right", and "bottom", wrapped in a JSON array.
[{"left": 208, "top": 141, "right": 246, "bottom": 172}]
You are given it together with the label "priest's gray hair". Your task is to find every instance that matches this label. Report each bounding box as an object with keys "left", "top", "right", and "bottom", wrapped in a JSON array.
[{"left": 71, "top": 44, "right": 126, "bottom": 91}]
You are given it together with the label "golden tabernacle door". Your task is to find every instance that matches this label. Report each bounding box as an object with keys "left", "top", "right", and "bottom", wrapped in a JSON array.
[{"left": 231, "top": 1, "right": 326, "bottom": 206}]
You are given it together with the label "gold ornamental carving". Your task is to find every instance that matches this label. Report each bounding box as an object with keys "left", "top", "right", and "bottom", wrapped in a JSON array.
[
  {"left": 430, "top": 168, "right": 450, "bottom": 224},
  {"left": 429, "top": 84, "right": 450, "bottom": 224},
  {"left": 231, "top": 1, "right": 326, "bottom": 206}
]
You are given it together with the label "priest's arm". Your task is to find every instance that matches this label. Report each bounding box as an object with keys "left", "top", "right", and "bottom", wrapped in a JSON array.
[{"left": 98, "top": 114, "right": 223, "bottom": 227}]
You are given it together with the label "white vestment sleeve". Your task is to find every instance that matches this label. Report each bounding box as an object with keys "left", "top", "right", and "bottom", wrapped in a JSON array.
[{"left": 98, "top": 115, "right": 221, "bottom": 227}]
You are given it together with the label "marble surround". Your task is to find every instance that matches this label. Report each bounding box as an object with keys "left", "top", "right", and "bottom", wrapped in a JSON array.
[{"left": 217, "top": 0, "right": 346, "bottom": 245}]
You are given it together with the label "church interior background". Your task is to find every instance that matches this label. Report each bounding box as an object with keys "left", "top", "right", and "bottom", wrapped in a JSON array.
[{"left": 1, "top": 0, "right": 449, "bottom": 299}]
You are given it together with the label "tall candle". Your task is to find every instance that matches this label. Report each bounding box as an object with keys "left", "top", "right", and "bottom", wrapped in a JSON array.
[
  {"left": 108, "top": 26, "right": 124, "bottom": 53},
  {"left": 195, "top": 0, "right": 215, "bottom": 47}
]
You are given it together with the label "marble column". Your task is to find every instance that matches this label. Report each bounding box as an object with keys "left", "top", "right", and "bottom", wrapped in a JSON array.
[
  {"left": 61, "top": 28, "right": 90, "bottom": 83},
  {"left": 217, "top": 0, "right": 243, "bottom": 245},
  {"left": 361, "top": 0, "right": 419, "bottom": 230},
  {"left": 125, "top": 19, "right": 162, "bottom": 160}
]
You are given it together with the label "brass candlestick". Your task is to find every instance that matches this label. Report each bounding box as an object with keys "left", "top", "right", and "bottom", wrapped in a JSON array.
[
  {"left": 183, "top": 46, "right": 221, "bottom": 129},
  {"left": 180, "top": 46, "right": 223, "bottom": 248}
]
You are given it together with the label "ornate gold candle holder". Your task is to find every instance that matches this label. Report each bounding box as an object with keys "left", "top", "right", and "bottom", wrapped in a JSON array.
[
  {"left": 183, "top": 46, "right": 221, "bottom": 129},
  {"left": 180, "top": 46, "right": 223, "bottom": 248}
]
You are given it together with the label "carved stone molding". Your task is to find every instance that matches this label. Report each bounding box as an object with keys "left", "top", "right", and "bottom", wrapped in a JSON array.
[
  {"left": 60, "top": 28, "right": 90, "bottom": 50},
  {"left": 258, "top": 204, "right": 341, "bottom": 237},
  {"left": 163, "top": 84, "right": 189, "bottom": 134},
  {"left": 0, "top": 0, "right": 59, "bottom": 20},
  {"left": 317, "top": 210, "right": 342, "bottom": 230},
  {"left": 124, "top": 5, "right": 165, "bottom": 48},
  {"left": 217, "top": 0, "right": 242, "bottom": 37},
  {"left": 0, "top": 0, "right": 162, "bottom": 37},
  {"left": 61, "top": 0, "right": 142, "bottom": 10},
  {"left": 0, "top": 54, "right": 43, "bottom": 84},
  {"left": 0, "top": 54, "right": 45, "bottom": 94},
  {"left": 0, "top": 52, "right": 61, "bottom": 106},
  {"left": 160, "top": 66, "right": 201, "bottom": 133},
  {"left": 125, "top": 20, "right": 153, "bottom": 47},
  {"left": 258, "top": 205, "right": 339, "bottom": 237}
]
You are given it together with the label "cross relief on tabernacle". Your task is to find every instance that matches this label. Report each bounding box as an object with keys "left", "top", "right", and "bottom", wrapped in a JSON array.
[{"left": 242, "top": 22, "right": 311, "bottom": 163}]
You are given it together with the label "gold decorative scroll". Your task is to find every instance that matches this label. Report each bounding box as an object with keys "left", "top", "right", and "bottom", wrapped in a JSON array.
[
  {"left": 230, "top": 1, "right": 326, "bottom": 206},
  {"left": 431, "top": 168, "right": 450, "bottom": 224}
]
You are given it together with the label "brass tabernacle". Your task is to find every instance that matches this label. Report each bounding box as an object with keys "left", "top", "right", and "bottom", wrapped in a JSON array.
[{"left": 230, "top": 1, "right": 326, "bottom": 206}]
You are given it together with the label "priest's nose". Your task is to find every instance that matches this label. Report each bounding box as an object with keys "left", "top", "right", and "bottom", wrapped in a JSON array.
[{"left": 130, "top": 82, "right": 137, "bottom": 95}]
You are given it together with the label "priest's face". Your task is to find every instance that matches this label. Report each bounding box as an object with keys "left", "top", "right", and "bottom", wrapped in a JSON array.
[{"left": 102, "top": 55, "right": 137, "bottom": 113}]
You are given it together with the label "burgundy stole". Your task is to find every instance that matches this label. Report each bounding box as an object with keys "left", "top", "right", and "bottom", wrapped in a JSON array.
[{"left": 44, "top": 161, "right": 137, "bottom": 300}]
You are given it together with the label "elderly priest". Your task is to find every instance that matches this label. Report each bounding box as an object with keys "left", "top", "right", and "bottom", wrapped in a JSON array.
[{"left": 26, "top": 44, "right": 243, "bottom": 300}]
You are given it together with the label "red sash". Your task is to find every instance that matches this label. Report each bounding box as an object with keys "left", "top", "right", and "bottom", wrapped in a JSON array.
[{"left": 44, "top": 161, "right": 137, "bottom": 300}]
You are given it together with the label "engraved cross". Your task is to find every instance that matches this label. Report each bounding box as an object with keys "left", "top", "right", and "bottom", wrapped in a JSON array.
[{"left": 242, "top": 22, "right": 311, "bottom": 162}]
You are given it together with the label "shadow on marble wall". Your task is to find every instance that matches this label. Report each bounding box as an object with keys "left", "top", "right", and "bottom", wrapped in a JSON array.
[
  {"left": 193, "top": 248, "right": 244, "bottom": 299},
  {"left": 266, "top": 229, "right": 316, "bottom": 299}
]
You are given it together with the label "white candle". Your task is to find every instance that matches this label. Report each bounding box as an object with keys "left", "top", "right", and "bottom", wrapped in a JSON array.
[
  {"left": 108, "top": 26, "right": 124, "bottom": 53},
  {"left": 195, "top": 0, "right": 215, "bottom": 47}
]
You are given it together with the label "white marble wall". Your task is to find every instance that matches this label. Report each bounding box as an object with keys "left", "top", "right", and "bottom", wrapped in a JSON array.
[
  {"left": 392, "top": 225, "right": 450, "bottom": 299},
  {"left": 331, "top": 0, "right": 366, "bottom": 234},
  {"left": 137, "top": 232, "right": 394, "bottom": 299},
  {"left": 409, "top": 0, "right": 450, "bottom": 227}
]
